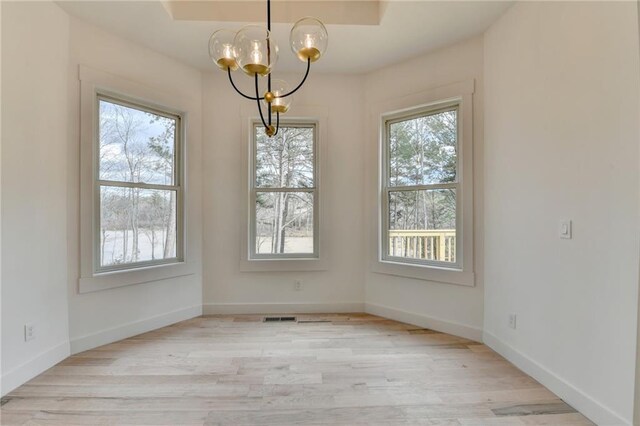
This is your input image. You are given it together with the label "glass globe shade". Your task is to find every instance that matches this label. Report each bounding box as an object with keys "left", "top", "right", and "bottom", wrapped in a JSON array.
[
  {"left": 234, "top": 25, "right": 278, "bottom": 76},
  {"left": 265, "top": 80, "right": 293, "bottom": 114},
  {"left": 208, "top": 29, "right": 238, "bottom": 71},
  {"left": 290, "top": 17, "right": 328, "bottom": 63}
]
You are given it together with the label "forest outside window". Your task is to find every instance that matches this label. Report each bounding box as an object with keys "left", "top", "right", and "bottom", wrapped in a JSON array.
[
  {"left": 382, "top": 104, "right": 461, "bottom": 269},
  {"left": 250, "top": 122, "right": 318, "bottom": 259},
  {"left": 96, "top": 95, "right": 183, "bottom": 273}
]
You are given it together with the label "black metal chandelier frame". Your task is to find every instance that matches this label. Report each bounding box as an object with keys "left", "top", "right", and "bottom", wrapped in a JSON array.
[{"left": 223, "top": 0, "right": 315, "bottom": 137}]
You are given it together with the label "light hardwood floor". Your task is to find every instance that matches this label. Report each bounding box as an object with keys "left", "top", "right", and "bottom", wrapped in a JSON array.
[{"left": 1, "top": 314, "right": 593, "bottom": 425}]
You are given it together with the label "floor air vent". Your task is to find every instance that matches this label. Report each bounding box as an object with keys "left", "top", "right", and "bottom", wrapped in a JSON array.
[{"left": 263, "top": 316, "right": 297, "bottom": 322}]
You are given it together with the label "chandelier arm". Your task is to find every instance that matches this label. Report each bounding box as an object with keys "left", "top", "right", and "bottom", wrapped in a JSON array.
[
  {"left": 281, "top": 58, "right": 311, "bottom": 98},
  {"left": 255, "top": 73, "right": 269, "bottom": 128},
  {"left": 274, "top": 111, "right": 280, "bottom": 136},
  {"left": 228, "top": 67, "right": 263, "bottom": 101}
]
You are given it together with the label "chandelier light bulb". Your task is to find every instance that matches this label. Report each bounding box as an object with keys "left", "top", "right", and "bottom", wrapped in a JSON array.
[
  {"left": 250, "top": 41, "right": 263, "bottom": 65},
  {"left": 265, "top": 79, "right": 293, "bottom": 114},
  {"left": 208, "top": 29, "right": 238, "bottom": 71},
  {"left": 223, "top": 44, "right": 234, "bottom": 59},
  {"left": 290, "top": 17, "right": 328, "bottom": 63},
  {"left": 234, "top": 25, "right": 278, "bottom": 76},
  {"left": 304, "top": 34, "right": 314, "bottom": 49}
]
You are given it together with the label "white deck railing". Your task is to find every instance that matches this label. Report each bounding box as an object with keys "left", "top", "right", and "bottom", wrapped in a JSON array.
[{"left": 388, "top": 229, "right": 456, "bottom": 263}]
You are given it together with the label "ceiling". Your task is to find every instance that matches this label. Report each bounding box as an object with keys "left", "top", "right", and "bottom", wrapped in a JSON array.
[{"left": 57, "top": 0, "right": 512, "bottom": 74}]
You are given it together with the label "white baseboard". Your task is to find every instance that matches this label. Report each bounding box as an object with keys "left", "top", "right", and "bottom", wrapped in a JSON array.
[
  {"left": 203, "top": 302, "right": 365, "bottom": 315},
  {"left": 364, "top": 302, "right": 483, "bottom": 342},
  {"left": 483, "top": 331, "right": 629, "bottom": 426},
  {"left": 1, "top": 341, "right": 70, "bottom": 396},
  {"left": 70, "top": 305, "right": 202, "bottom": 354}
]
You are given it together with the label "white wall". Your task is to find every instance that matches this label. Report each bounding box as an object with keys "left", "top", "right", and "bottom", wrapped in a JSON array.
[
  {"left": 1, "top": 0, "right": 4, "bottom": 391},
  {"left": 1, "top": 1, "right": 71, "bottom": 394},
  {"left": 66, "top": 16, "right": 204, "bottom": 353},
  {"left": 0, "top": 0, "right": 3, "bottom": 392},
  {"left": 363, "top": 37, "right": 485, "bottom": 340},
  {"left": 3, "top": 4, "right": 640, "bottom": 423},
  {"left": 483, "top": 2, "right": 640, "bottom": 424},
  {"left": 635, "top": 5, "right": 640, "bottom": 425},
  {"left": 201, "top": 71, "right": 365, "bottom": 313}
]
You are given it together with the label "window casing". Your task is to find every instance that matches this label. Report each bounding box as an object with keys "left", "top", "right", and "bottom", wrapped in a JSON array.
[
  {"left": 94, "top": 94, "right": 184, "bottom": 273},
  {"left": 249, "top": 121, "right": 318, "bottom": 260},
  {"left": 370, "top": 80, "right": 475, "bottom": 286},
  {"left": 78, "top": 66, "right": 196, "bottom": 293},
  {"left": 381, "top": 103, "right": 462, "bottom": 270}
]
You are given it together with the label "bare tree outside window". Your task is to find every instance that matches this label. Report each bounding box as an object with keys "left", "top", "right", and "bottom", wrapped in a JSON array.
[
  {"left": 384, "top": 107, "right": 459, "bottom": 264},
  {"left": 252, "top": 124, "right": 317, "bottom": 257},
  {"left": 97, "top": 97, "right": 181, "bottom": 270}
]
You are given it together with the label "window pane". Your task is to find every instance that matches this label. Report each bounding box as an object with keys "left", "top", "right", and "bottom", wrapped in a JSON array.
[
  {"left": 388, "top": 189, "right": 456, "bottom": 263},
  {"left": 99, "top": 99, "right": 176, "bottom": 185},
  {"left": 255, "top": 126, "right": 314, "bottom": 188},
  {"left": 389, "top": 109, "right": 457, "bottom": 186},
  {"left": 99, "top": 185, "right": 177, "bottom": 267},
  {"left": 255, "top": 191, "right": 314, "bottom": 255}
]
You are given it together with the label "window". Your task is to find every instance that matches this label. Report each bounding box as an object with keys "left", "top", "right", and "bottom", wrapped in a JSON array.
[
  {"left": 95, "top": 95, "right": 183, "bottom": 272},
  {"left": 382, "top": 104, "right": 460, "bottom": 268},
  {"left": 371, "top": 81, "right": 474, "bottom": 285},
  {"left": 250, "top": 122, "right": 318, "bottom": 259}
]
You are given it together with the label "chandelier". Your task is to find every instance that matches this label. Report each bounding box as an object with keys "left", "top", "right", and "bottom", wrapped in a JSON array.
[{"left": 208, "top": 0, "right": 328, "bottom": 137}]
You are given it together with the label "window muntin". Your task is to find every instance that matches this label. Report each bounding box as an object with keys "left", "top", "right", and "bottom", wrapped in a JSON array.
[
  {"left": 96, "top": 95, "right": 183, "bottom": 272},
  {"left": 383, "top": 105, "right": 460, "bottom": 267},
  {"left": 251, "top": 123, "right": 318, "bottom": 259}
]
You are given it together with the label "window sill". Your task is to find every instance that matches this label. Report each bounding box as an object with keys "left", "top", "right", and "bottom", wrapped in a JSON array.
[
  {"left": 371, "top": 259, "right": 474, "bottom": 287},
  {"left": 240, "top": 257, "right": 328, "bottom": 272},
  {"left": 79, "top": 261, "right": 196, "bottom": 293}
]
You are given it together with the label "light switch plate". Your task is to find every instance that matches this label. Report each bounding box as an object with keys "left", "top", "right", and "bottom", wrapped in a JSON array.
[{"left": 559, "top": 220, "right": 572, "bottom": 239}]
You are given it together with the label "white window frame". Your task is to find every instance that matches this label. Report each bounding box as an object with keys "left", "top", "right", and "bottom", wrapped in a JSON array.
[
  {"left": 94, "top": 94, "right": 184, "bottom": 273},
  {"left": 78, "top": 66, "right": 194, "bottom": 293},
  {"left": 249, "top": 121, "right": 319, "bottom": 260},
  {"left": 369, "top": 80, "right": 475, "bottom": 286},
  {"left": 240, "top": 105, "right": 328, "bottom": 272},
  {"left": 381, "top": 103, "right": 462, "bottom": 269}
]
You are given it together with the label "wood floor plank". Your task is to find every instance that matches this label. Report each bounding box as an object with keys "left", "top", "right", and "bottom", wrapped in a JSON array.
[{"left": 0, "top": 314, "right": 594, "bottom": 425}]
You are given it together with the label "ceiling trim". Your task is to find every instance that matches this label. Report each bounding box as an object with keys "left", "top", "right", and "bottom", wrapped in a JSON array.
[{"left": 161, "top": 0, "right": 381, "bottom": 25}]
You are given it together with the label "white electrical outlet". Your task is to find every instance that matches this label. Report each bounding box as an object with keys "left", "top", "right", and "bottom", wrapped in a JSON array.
[
  {"left": 294, "top": 280, "right": 302, "bottom": 291},
  {"left": 508, "top": 314, "right": 517, "bottom": 330},
  {"left": 24, "top": 323, "right": 36, "bottom": 341}
]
